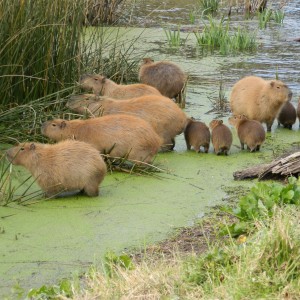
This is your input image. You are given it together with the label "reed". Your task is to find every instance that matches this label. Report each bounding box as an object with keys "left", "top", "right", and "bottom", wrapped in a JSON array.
[
  {"left": 164, "top": 27, "right": 182, "bottom": 48},
  {"left": 257, "top": 8, "right": 273, "bottom": 29},
  {"left": 199, "top": 0, "right": 219, "bottom": 15}
]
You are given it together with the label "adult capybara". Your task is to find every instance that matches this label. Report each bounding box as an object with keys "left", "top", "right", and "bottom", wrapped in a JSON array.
[
  {"left": 230, "top": 76, "right": 292, "bottom": 132},
  {"left": 80, "top": 74, "right": 161, "bottom": 99},
  {"left": 138, "top": 58, "right": 187, "bottom": 102},
  {"left": 184, "top": 118, "right": 210, "bottom": 153},
  {"left": 277, "top": 101, "right": 296, "bottom": 129},
  {"left": 66, "top": 94, "right": 188, "bottom": 151},
  {"left": 6, "top": 140, "right": 107, "bottom": 198},
  {"left": 297, "top": 97, "right": 300, "bottom": 128},
  {"left": 228, "top": 115, "right": 266, "bottom": 152},
  {"left": 209, "top": 119, "right": 233, "bottom": 155},
  {"left": 41, "top": 115, "right": 161, "bottom": 164}
]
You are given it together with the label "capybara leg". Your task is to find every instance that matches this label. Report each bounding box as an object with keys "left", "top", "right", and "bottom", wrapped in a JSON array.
[
  {"left": 84, "top": 185, "right": 99, "bottom": 197},
  {"left": 240, "top": 142, "right": 244, "bottom": 150},
  {"left": 266, "top": 122, "right": 273, "bottom": 132},
  {"left": 204, "top": 144, "right": 209, "bottom": 153},
  {"left": 171, "top": 138, "right": 175, "bottom": 150},
  {"left": 256, "top": 145, "right": 261, "bottom": 151},
  {"left": 186, "top": 142, "right": 191, "bottom": 150}
]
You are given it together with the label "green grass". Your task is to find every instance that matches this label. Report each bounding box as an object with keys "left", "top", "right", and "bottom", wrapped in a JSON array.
[
  {"left": 199, "top": 0, "right": 219, "bottom": 16},
  {"left": 164, "top": 27, "right": 182, "bottom": 48},
  {"left": 194, "top": 17, "right": 257, "bottom": 55}
]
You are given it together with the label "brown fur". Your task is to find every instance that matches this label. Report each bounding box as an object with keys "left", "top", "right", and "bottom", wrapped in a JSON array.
[
  {"left": 228, "top": 115, "right": 266, "bottom": 152},
  {"left": 138, "top": 58, "right": 186, "bottom": 101},
  {"left": 297, "top": 97, "right": 300, "bottom": 128},
  {"left": 230, "top": 76, "right": 292, "bottom": 132},
  {"left": 277, "top": 101, "right": 296, "bottom": 129},
  {"left": 184, "top": 119, "right": 210, "bottom": 153},
  {"left": 66, "top": 94, "right": 188, "bottom": 151},
  {"left": 6, "top": 140, "right": 107, "bottom": 198},
  {"left": 80, "top": 74, "right": 161, "bottom": 99},
  {"left": 209, "top": 119, "right": 233, "bottom": 155},
  {"left": 41, "top": 114, "right": 162, "bottom": 164}
]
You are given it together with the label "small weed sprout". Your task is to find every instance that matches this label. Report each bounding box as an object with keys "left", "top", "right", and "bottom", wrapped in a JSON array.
[{"left": 207, "top": 79, "right": 230, "bottom": 114}]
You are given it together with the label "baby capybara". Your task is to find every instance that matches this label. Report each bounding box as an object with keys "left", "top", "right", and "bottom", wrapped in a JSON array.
[
  {"left": 66, "top": 94, "right": 188, "bottom": 151},
  {"left": 80, "top": 74, "right": 161, "bottom": 99},
  {"left": 184, "top": 118, "right": 210, "bottom": 153},
  {"left": 230, "top": 76, "right": 292, "bottom": 132},
  {"left": 277, "top": 101, "right": 296, "bottom": 129},
  {"left": 209, "top": 119, "right": 233, "bottom": 155},
  {"left": 6, "top": 140, "right": 107, "bottom": 198},
  {"left": 138, "top": 58, "right": 187, "bottom": 102},
  {"left": 41, "top": 115, "right": 162, "bottom": 164},
  {"left": 228, "top": 115, "right": 266, "bottom": 152}
]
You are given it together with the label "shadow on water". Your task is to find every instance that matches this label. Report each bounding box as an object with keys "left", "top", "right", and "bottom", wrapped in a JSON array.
[{"left": 1, "top": 0, "right": 300, "bottom": 297}]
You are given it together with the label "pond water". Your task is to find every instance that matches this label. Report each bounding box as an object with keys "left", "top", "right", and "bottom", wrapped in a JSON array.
[{"left": 1, "top": 1, "right": 300, "bottom": 297}]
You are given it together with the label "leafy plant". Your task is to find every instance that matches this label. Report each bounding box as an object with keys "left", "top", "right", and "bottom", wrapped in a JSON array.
[
  {"left": 104, "top": 251, "right": 134, "bottom": 278},
  {"left": 222, "top": 177, "right": 300, "bottom": 237},
  {"left": 257, "top": 8, "right": 273, "bottom": 29}
]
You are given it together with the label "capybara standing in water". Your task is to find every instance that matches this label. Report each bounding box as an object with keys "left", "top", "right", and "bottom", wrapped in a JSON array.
[
  {"left": 228, "top": 115, "right": 266, "bottom": 152},
  {"left": 80, "top": 74, "right": 161, "bottom": 99},
  {"left": 6, "top": 140, "right": 107, "bottom": 198},
  {"left": 66, "top": 94, "right": 188, "bottom": 151},
  {"left": 209, "top": 119, "right": 233, "bottom": 155},
  {"left": 184, "top": 118, "right": 210, "bottom": 153},
  {"left": 41, "top": 115, "right": 162, "bottom": 164},
  {"left": 277, "top": 101, "right": 296, "bottom": 129},
  {"left": 230, "top": 76, "right": 292, "bottom": 132},
  {"left": 138, "top": 58, "right": 187, "bottom": 102}
]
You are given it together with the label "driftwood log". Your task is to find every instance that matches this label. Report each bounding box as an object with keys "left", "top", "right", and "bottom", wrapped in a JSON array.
[{"left": 233, "top": 151, "right": 300, "bottom": 180}]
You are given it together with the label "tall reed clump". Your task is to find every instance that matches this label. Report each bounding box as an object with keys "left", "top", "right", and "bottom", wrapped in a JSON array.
[
  {"left": 0, "top": 0, "right": 140, "bottom": 145},
  {"left": 194, "top": 17, "right": 257, "bottom": 55}
]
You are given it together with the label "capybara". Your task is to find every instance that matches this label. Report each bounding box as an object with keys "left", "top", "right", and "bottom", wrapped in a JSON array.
[
  {"left": 297, "top": 97, "right": 300, "bottom": 128},
  {"left": 277, "top": 101, "right": 296, "bottom": 129},
  {"left": 138, "top": 58, "right": 187, "bottom": 102},
  {"left": 6, "top": 140, "right": 107, "bottom": 198},
  {"left": 80, "top": 74, "right": 161, "bottom": 99},
  {"left": 184, "top": 118, "right": 210, "bottom": 153},
  {"left": 41, "top": 114, "right": 162, "bottom": 163},
  {"left": 230, "top": 76, "right": 292, "bottom": 132},
  {"left": 228, "top": 115, "right": 266, "bottom": 152},
  {"left": 66, "top": 94, "right": 188, "bottom": 151},
  {"left": 209, "top": 119, "right": 233, "bottom": 155}
]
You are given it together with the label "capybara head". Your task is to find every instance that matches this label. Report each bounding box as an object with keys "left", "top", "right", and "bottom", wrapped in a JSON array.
[
  {"left": 80, "top": 74, "right": 106, "bottom": 93},
  {"left": 228, "top": 115, "right": 248, "bottom": 127},
  {"left": 268, "top": 80, "right": 292, "bottom": 103},
  {"left": 142, "top": 57, "right": 154, "bottom": 65},
  {"left": 209, "top": 119, "right": 223, "bottom": 130},
  {"left": 6, "top": 143, "right": 40, "bottom": 166},
  {"left": 41, "top": 119, "right": 69, "bottom": 141}
]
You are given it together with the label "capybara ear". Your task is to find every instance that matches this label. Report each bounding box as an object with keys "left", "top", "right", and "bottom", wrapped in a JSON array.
[
  {"left": 219, "top": 120, "right": 223, "bottom": 124},
  {"left": 30, "top": 143, "right": 36, "bottom": 150},
  {"left": 270, "top": 81, "right": 275, "bottom": 87},
  {"left": 60, "top": 121, "right": 66, "bottom": 129},
  {"left": 101, "top": 77, "right": 106, "bottom": 84}
]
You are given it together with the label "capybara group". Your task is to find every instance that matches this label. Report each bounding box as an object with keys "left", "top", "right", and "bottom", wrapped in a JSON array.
[
  {"left": 138, "top": 58, "right": 186, "bottom": 101},
  {"left": 277, "top": 101, "right": 296, "bottom": 129},
  {"left": 6, "top": 140, "right": 107, "bottom": 198},
  {"left": 230, "top": 76, "right": 292, "bottom": 131},
  {"left": 80, "top": 74, "right": 161, "bottom": 99},
  {"left": 66, "top": 94, "right": 188, "bottom": 151},
  {"left": 41, "top": 115, "right": 162, "bottom": 163},
  {"left": 209, "top": 119, "right": 233, "bottom": 155},
  {"left": 184, "top": 118, "right": 210, "bottom": 153},
  {"left": 229, "top": 115, "right": 266, "bottom": 152}
]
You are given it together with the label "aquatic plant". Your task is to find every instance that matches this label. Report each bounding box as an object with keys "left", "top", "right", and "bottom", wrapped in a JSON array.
[
  {"left": 194, "top": 17, "right": 257, "bottom": 55},
  {"left": 164, "top": 27, "right": 182, "bottom": 48},
  {"left": 199, "top": 0, "right": 219, "bottom": 15},
  {"left": 207, "top": 79, "right": 230, "bottom": 113},
  {"left": 257, "top": 8, "right": 273, "bottom": 29},
  {"left": 273, "top": 9, "right": 285, "bottom": 24}
]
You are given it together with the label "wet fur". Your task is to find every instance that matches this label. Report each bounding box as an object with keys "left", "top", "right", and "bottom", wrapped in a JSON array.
[
  {"left": 230, "top": 76, "right": 292, "bottom": 131},
  {"left": 66, "top": 94, "right": 188, "bottom": 151},
  {"left": 80, "top": 74, "right": 161, "bottom": 99},
  {"left": 6, "top": 140, "right": 107, "bottom": 198},
  {"left": 41, "top": 114, "right": 162, "bottom": 163}
]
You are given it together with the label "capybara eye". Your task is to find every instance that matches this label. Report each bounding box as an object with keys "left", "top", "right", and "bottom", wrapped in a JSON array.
[
  {"left": 277, "top": 86, "right": 280, "bottom": 89},
  {"left": 52, "top": 123, "right": 57, "bottom": 127},
  {"left": 20, "top": 147, "right": 24, "bottom": 151}
]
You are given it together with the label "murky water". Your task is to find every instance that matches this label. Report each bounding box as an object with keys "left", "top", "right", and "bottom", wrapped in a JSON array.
[{"left": 1, "top": 1, "right": 300, "bottom": 297}]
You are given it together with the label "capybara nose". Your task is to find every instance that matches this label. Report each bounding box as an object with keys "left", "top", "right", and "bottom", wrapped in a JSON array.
[{"left": 80, "top": 74, "right": 91, "bottom": 81}]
